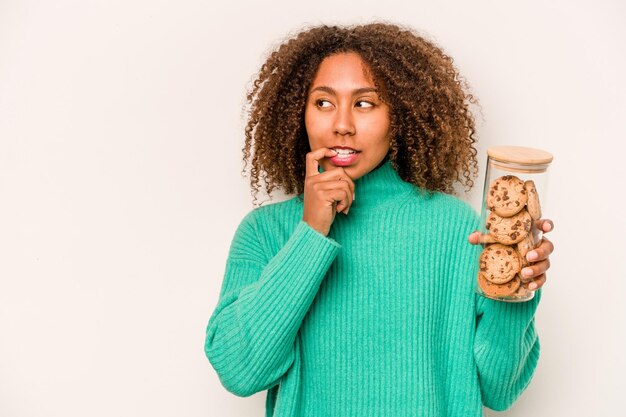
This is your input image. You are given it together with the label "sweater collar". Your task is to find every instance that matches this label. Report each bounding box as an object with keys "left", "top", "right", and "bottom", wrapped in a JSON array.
[{"left": 318, "top": 157, "right": 417, "bottom": 211}]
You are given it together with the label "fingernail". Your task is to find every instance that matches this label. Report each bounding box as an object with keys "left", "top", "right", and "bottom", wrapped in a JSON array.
[
  {"left": 527, "top": 251, "right": 538, "bottom": 261},
  {"left": 345, "top": 207, "right": 349, "bottom": 215},
  {"left": 353, "top": 193, "right": 356, "bottom": 201},
  {"left": 522, "top": 267, "right": 533, "bottom": 277},
  {"left": 544, "top": 223, "right": 552, "bottom": 232},
  {"left": 528, "top": 282, "right": 537, "bottom": 290}
]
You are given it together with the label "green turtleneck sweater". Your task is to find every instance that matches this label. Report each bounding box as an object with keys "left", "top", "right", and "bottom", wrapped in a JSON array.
[{"left": 205, "top": 159, "right": 541, "bottom": 416}]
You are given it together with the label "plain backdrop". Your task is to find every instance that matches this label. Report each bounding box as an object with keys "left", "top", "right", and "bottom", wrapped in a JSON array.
[{"left": 1, "top": 0, "right": 625, "bottom": 416}]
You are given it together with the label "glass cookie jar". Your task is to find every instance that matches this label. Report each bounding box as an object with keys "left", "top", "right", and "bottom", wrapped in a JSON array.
[{"left": 476, "top": 146, "right": 553, "bottom": 302}]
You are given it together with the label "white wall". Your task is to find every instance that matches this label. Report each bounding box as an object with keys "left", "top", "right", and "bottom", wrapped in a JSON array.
[{"left": 1, "top": 0, "right": 624, "bottom": 416}]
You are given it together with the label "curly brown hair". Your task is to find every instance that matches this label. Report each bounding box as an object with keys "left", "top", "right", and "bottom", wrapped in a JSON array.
[{"left": 241, "top": 22, "right": 479, "bottom": 206}]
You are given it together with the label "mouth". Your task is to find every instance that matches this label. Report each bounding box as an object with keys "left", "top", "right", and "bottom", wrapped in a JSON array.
[
  {"left": 331, "top": 147, "right": 360, "bottom": 156},
  {"left": 329, "top": 147, "right": 360, "bottom": 166}
]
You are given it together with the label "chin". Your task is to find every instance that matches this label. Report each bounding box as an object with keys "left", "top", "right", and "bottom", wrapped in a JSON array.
[{"left": 346, "top": 166, "right": 367, "bottom": 181}]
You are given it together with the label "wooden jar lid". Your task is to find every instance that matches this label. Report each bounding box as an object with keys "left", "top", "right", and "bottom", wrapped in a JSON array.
[{"left": 487, "top": 146, "right": 553, "bottom": 165}]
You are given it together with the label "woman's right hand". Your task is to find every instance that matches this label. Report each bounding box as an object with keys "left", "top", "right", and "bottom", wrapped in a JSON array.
[{"left": 302, "top": 148, "right": 355, "bottom": 236}]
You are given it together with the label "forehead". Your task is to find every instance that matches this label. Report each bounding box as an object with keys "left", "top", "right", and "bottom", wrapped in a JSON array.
[{"left": 309, "top": 52, "right": 375, "bottom": 88}]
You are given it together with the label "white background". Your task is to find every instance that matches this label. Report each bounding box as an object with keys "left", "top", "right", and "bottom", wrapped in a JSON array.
[{"left": 1, "top": 1, "right": 624, "bottom": 416}]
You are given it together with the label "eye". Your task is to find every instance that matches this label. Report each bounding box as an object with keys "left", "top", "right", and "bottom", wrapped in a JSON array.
[
  {"left": 315, "top": 99, "right": 333, "bottom": 108},
  {"left": 356, "top": 100, "right": 374, "bottom": 108}
]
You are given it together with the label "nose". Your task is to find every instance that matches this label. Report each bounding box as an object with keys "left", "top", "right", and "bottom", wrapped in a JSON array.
[{"left": 333, "top": 106, "right": 355, "bottom": 136}]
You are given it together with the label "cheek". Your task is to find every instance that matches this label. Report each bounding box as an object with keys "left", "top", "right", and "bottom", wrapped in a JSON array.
[
  {"left": 377, "top": 113, "right": 392, "bottom": 144},
  {"left": 361, "top": 116, "right": 391, "bottom": 144},
  {"left": 304, "top": 112, "right": 324, "bottom": 144}
]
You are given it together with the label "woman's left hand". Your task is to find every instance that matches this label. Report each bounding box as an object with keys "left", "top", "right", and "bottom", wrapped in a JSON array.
[{"left": 468, "top": 219, "right": 555, "bottom": 290}]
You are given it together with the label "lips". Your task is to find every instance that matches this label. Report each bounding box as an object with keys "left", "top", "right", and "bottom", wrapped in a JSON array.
[{"left": 329, "top": 149, "right": 360, "bottom": 166}]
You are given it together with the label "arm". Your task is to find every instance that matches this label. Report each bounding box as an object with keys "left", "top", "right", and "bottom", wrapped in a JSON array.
[
  {"left": 468, "top": 212, "right": 551, "bottom": 410},
  {"left": 204, "top": 213, "right": 341, "bottom": 397},
  {"left": 474, "top": 287, "right": 541, "bottom": 411}
]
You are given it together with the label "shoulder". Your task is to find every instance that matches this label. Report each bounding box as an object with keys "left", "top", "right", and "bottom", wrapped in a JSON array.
[
  {"left": 406, "top": 190, "right": 481, "bottom": 233},
  {"left": 415, "top": 190, "right": 479, "bottom": 220},
  {"left": 436, "top": 192, "right": 480, "bottom": 223},
  {"left": 243, "top": 195, "right": 303, "bottom": 225},
  {"left": 228, "top": 196, "right": 302, "bottom": 261},
  {"left": 233, "top": 195, "right": 303, "bottom": 244},
  {"left": 419, "top": 191, "right": 483, "bottom": 258}
]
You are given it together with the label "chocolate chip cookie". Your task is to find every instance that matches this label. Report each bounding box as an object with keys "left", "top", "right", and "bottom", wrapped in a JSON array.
[
  {"left": 524, "top": 180, "right": 542, "bottom": 220},
  {"left": 486, "top": 209, "right": 532, "bottom": 245},
  {"left": 516, "top": 234, "right": 536, "bottom": 269},
  {"left": 477, "top": 272, "right": 521, "bottom": 298},
  {"left": 479, "top": 243, "right": 522, "bottom": 284},
  {"left": 486, "top": 175, "right": 527, "bottom": 217}
]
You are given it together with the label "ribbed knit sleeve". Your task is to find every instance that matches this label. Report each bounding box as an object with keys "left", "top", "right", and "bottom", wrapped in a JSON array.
[
  {"left": 205, "top": 213, "right": 341, "bottom": 397},
  {"left": 474, "top": 287, "right": 542, "bottom": 411}
]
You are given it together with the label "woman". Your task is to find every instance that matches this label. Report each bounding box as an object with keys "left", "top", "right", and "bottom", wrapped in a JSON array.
[{"left": 205, "top": 22, "right": 554, "bottom": 416}]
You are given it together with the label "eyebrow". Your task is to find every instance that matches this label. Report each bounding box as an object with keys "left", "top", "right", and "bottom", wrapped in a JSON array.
[{"left": 309, "top": 86, "right": 378, "bottom": 96}]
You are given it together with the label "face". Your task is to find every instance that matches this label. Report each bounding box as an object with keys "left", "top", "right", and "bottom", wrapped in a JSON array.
[{"left": 304, "top": 52, "right": 391, "bottom": 181}]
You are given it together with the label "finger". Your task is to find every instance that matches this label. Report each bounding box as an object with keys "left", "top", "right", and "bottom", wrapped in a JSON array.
[
  {"left": 541, "top": 219, "right": 554, "bottom": 233},
  {"left": 321, "top": 168, "right": 356, "bottom": 208},
  {"left": 534, "top": 219, "right": 554, "bottom": 233},
  {"left": 341, "top": 173, "right": 356, "bottom": 207},
  {"left": 336, "top": 169, "right": 356, "bottom": 204},
  {"left": 338, "top": 178, "right": 353, "bottom": 214},
  {"left": 525, "top": 236, "right": 554, "bottom": 262},
  {"left": 306, "top": 148, "right": 338, "bottom": 177},
  {"left": 318, "top": 181, "right": 352, "bottom": 213},
  {"left": 468, "top": 231, "right": 496, "bottom": 245},
  {"left": 339, "top": 168, "right": 355, "bottom": 204},
  {"left": 326, "top": 188, "right": 350, "bottom": 212},
  {"left": 525, "top": 273, "right": 546, "bottom": 290},
  {"left": 520, "top": 258, "right": 550, "bottom": 282}
]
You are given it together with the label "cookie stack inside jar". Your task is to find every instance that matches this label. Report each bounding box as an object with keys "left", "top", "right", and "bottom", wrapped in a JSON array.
[{"left": 476, "top": 146, "right": 553, "bottom": 302}]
